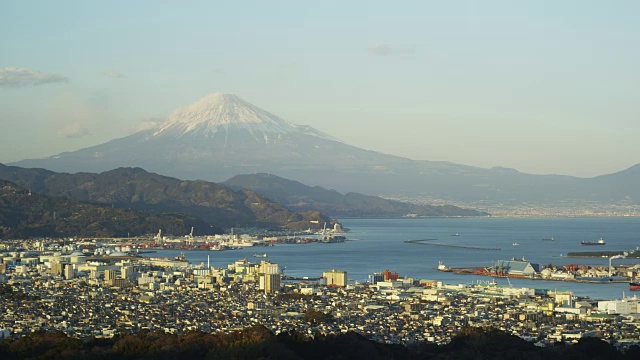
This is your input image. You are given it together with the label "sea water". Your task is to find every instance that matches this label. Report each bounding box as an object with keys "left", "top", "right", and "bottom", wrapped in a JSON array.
[{"left": 148, "top": 217, "right": 640, "bottom": 300}]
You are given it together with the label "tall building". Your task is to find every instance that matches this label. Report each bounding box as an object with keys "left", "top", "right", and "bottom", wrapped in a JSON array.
[
  {"left": 121, "top": 266, "right": 133, "bottom": 280},
  {"left": 63, "top": 264, "right": 74, "bottom": 280},
  {"left": 369, "top": 272, "right": 384, "bottom": 284},
  {"left": 383, "top": 269, "right": 399, "bottom": 281},
  {"left": 323, "top": 269, "right": 347, "bottom": 287},
  {"left": 259, "top": 261, "right": 280, "bottom": 274},
  {"left": 258, "top": 261, "right": 281, "bottom": 293},
  {"left": 104, "top": 270, "right": 116, "bottom": 281},
  {"left": 259, "top": 273, "right": 281, "bottom": 293},
  {"left": 50, "top": 261, "right": 63, "bottom": 275}
]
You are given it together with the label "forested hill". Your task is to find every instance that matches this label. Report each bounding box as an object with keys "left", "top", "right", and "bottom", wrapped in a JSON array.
[
  {"left": 0, "top": 164, "right": 332, "bottom": 231},
  {"left": 0, "top": 180, "right": 214, "bottom": 239}
]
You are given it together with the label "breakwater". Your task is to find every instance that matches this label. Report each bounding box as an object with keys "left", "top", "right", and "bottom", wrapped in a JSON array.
[{"left": 405, "top": 239, "right": 501, "bottom": 251}]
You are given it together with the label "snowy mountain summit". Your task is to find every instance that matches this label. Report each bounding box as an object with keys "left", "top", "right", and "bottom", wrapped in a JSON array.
[
  {"left": 149, "top": 93, "right": 335, "bottom": 143},
  {"left": 11, "top": 92, "right": 350, "bottom": 180},
  {"left": 10, "top": 92, "right": 640, "bottom": 204}
]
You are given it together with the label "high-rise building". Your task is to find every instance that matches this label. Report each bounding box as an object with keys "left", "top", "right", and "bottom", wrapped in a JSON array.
[
  {"left": 104, "top": 270, "right": 116, "bottom": 281},
  {"left": 50, "top": 261, "right": 63, "bottom": 275},
  {"left": 259, "top": 261, "right": 280, "bottom": 274},
  {"left": 63, "top": 264, "right": 74, "bottom": 280},
  {"left": 259, "top": 273, "right": 281, "bottom": 293},
  {"left": 121, "top": 266, "right": 133, "bottom": 280},
  {"left": 323, "top": 269, "right": 347, "bottom": 287},
  {"left": 369, "top": 272, "right": 384, "bottom": 284},
  {"left": 383, "top": 269, "right": 399, "bottom": 281},
  {"left": 257, "top": 261, "right": 281, "bottom": 293}
]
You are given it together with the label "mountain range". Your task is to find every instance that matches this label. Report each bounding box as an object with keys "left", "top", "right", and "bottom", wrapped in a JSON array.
[
  {"left": 0, "top": 164, "right": 331, "bottom": 234},
  {"left": 0, "top": 179, "right": 212, "bottom": 239},
  {"left": 224, "top": 173, "right": 485, "bottom": 217},
  {"left": 10, "top": 93, "right": 640, "bottom": 205}
]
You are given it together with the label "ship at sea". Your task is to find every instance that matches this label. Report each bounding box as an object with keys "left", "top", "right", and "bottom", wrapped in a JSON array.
[
  {"left": 581, "top": 238, "right": 606, "bottom": 246},
  {"left": 630, "top": 282, "right": 640, "bottom": 291},
  {"left": 437, "top": 261, "right": 452, "bottom": 272},
  {"left": 253, "top": 253, "right": 268, "bottom": 258},
  {"left": 320, "top": 234, "right": 346, "bottom": 243},
  {"left": 542, "top": 237, "right": 555, "bottom": 241}
]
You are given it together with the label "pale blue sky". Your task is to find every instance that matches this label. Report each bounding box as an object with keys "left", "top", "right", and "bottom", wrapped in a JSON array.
[{"left": 1, "top": 0, "right": 639, "bottom": 177}]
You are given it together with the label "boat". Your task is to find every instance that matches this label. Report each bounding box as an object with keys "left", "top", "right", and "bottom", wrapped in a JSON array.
[
  {"left": 512, "top": 242, "right": 520, "bottom": 246},
  {"left": 236, "top": 240, "right": 257, "bottom": 247},
  {"left": 450, "top": 233, "right": 460, "bottom": 237},
  {"left": 630, "top": 282, "right": 640, "bottom": 291},
  {"left": 581, "top": 238, "right": 606, "bottom": 246},
  {"left": 320, "top": 234, "right": 346, "bottom": 243},
  {"left": 542, "top": 237, "right": 555, "bottom": 241},
  {"left": 253, "top": 253, "right": 268, "bottom": 258},
  {"left": 437, "top": 261, "right": 452, "bottom": 272}
]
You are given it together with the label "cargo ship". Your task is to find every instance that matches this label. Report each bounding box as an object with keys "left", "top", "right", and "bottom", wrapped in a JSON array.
[
  {"left": 437, "top": 261, "right": 452, "bottom": 272},
  {"left": 630, "top": 282, "right": 640, "bottom": 291},
  {"left": 581, "top": 238, "right": 605, "bottom": 246}
]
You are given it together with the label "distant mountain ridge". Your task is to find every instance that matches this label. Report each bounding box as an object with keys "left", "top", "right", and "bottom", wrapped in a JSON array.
[
  {"left": 0, "top": 164, "right": 331, "bottom": 231},
  {"left": 10, "top": 93, "right": 640, "bottom": 205},
  {"left": 0, "top": 179, "right": 212, "bottom": 239},
  {"left": 224, "top": 173, "right": 486, "bottom": 217}
]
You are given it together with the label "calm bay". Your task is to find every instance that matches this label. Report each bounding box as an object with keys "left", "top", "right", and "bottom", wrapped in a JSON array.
[{"left": 148, "top": 217, "right": 640, "bottom": 300}]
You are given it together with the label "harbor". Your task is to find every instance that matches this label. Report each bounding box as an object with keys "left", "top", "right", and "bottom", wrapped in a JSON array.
[{"left": 441, "top": 257, "right": 640, "bottom": 287}]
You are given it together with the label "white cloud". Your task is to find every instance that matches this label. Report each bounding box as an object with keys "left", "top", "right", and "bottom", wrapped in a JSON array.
[
  {"left": 368, "top": 44, "right": 393, "bottom": 56},
  {"left": 103, "top": 70, "right": 126, "bottom": 79},
  {"left": 57, "top": 122, "right": 90, "bottom": 138},
  {"left": 367, "top": 44, "right": 416, "bottom": 56},
  {"left": 0, "top": 67, "right": 68, "bottom": 87},
  {"left": 134, "top": 120, "right": 160, "bottom": 132}
]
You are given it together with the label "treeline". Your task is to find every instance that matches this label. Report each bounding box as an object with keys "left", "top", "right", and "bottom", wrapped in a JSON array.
[{"left": 0, "top": 325, "right": 639, "bottom": 360}]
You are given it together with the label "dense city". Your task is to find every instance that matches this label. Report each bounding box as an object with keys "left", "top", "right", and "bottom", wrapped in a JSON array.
[{"left": 2, "top": 236, "right": 640, "bottom": 355}]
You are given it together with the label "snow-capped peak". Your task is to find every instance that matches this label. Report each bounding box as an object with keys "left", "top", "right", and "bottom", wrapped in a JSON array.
[{"left": 149, "top": 92, "right": 336, "bottom": 142}]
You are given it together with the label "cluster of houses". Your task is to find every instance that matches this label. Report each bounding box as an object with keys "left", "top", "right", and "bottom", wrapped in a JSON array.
[{"left": 1, "top": 239, "right": 640, "bottom": 348}]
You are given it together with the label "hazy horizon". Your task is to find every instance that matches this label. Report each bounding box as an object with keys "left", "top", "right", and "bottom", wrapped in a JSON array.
[{"left": 2, "top": 1, "right": 639, "bottom": 177}]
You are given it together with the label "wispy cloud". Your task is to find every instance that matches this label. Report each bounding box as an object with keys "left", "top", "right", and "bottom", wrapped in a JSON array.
[
  {"left": 367, "top": 44, "right": 416, "bottom": 56},
  {"left": 0, "top": 67, "right": 68, "bottom": 87},
  {"left": 103, "top": 70, "right": 126, "bottom": 79},
  {"left": 57, "top": 122, "right": 90, "bottom": 138},
  {"left": 134, "top": 118, "right": 161, "bottom": 132}
]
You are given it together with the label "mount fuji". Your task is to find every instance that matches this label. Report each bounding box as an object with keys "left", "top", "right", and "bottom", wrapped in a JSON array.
[
  {"left": 14, "top": 93, "right": 360, "bottom": 184},
  {"left": 11, "top": 93, "right": 640, "bottom": 205}
]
